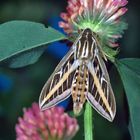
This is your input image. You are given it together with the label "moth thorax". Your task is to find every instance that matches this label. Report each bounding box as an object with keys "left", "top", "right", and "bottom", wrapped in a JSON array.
[{"left": 75, "top": 31, "right": 97, "bottom": 60}]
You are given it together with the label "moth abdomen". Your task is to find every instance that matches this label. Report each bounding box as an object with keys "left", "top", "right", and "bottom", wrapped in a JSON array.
[{"left": 72, "top": 64, "right": 89, "bottom": 115}]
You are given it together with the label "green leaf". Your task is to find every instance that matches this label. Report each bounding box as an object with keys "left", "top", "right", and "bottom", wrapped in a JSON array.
[
  {"left": 0, "top": 20, "right": 66, "bottom": 68},
  {"left": 115, "top": 58, "right": 140, "bottom": 140},
  {"left": 7, "top": 47, "right": 45, "bottom": 68}
]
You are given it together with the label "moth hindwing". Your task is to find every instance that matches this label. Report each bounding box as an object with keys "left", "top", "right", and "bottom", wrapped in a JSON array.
[{"left": 39, "top": 28, "right": 116, "bottom": 122}]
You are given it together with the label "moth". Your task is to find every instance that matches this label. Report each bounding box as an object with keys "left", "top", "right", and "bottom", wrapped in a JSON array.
[{"left": 39, "top": 28, "right": 116, "bottom": 122}]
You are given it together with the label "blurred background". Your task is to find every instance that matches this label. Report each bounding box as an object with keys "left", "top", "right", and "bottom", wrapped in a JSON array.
[{"left": 0, "top": 0, "right": 140, "bottom": 140}]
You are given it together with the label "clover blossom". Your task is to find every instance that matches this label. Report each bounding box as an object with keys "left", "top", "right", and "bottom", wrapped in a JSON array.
[
  {"left": 15, "top": 103, "right": 79, "bottom": 140},
  {"left": 59, "top": 0, "right": 128, "bottom": 48}
]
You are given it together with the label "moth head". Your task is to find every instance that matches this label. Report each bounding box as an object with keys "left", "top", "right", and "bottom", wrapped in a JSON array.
[
  {"left": 83, "top": 28, "right": 92, "bottom": 34},
  {"left": 80, "top": 28, "right": 98, "bottom": 38}
]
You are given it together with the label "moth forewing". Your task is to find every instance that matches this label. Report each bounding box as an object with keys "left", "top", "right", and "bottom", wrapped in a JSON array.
[
  {"left": 40, "top": 88, "right": 71, "bottom": 111},
  {"left": 86, "top": 59, "right": 116, "bottom": 122},
  {"left": 39, "top": 48, "right": 79, "bottom": 111}
]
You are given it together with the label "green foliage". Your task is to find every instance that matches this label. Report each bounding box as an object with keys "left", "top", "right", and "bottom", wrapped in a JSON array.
[
  {"left": 0, "top": 21, "right": 66, "bottom": 68},
  {"left": 115, "top": 58, "right": 140, "bottom": 140}
]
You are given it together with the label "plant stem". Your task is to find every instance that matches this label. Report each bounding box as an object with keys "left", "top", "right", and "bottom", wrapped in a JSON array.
[{"left": 84, "top": 102, "right": 94, "bottom": 140}]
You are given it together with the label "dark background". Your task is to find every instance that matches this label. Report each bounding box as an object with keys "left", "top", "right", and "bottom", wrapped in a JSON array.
[{"left": 0, "top": 0, "right": 140, "bottom": 140}]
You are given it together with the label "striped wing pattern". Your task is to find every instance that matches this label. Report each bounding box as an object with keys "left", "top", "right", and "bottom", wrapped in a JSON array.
[
  {"left": 39, "top": 48, "right": 76, "bottom": 110},
  {"left": 39, "top": 28, "right": 116, "bottom": 122},
  {"left": 86, "top": 47, "right": 116, "bottom": 122}
]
